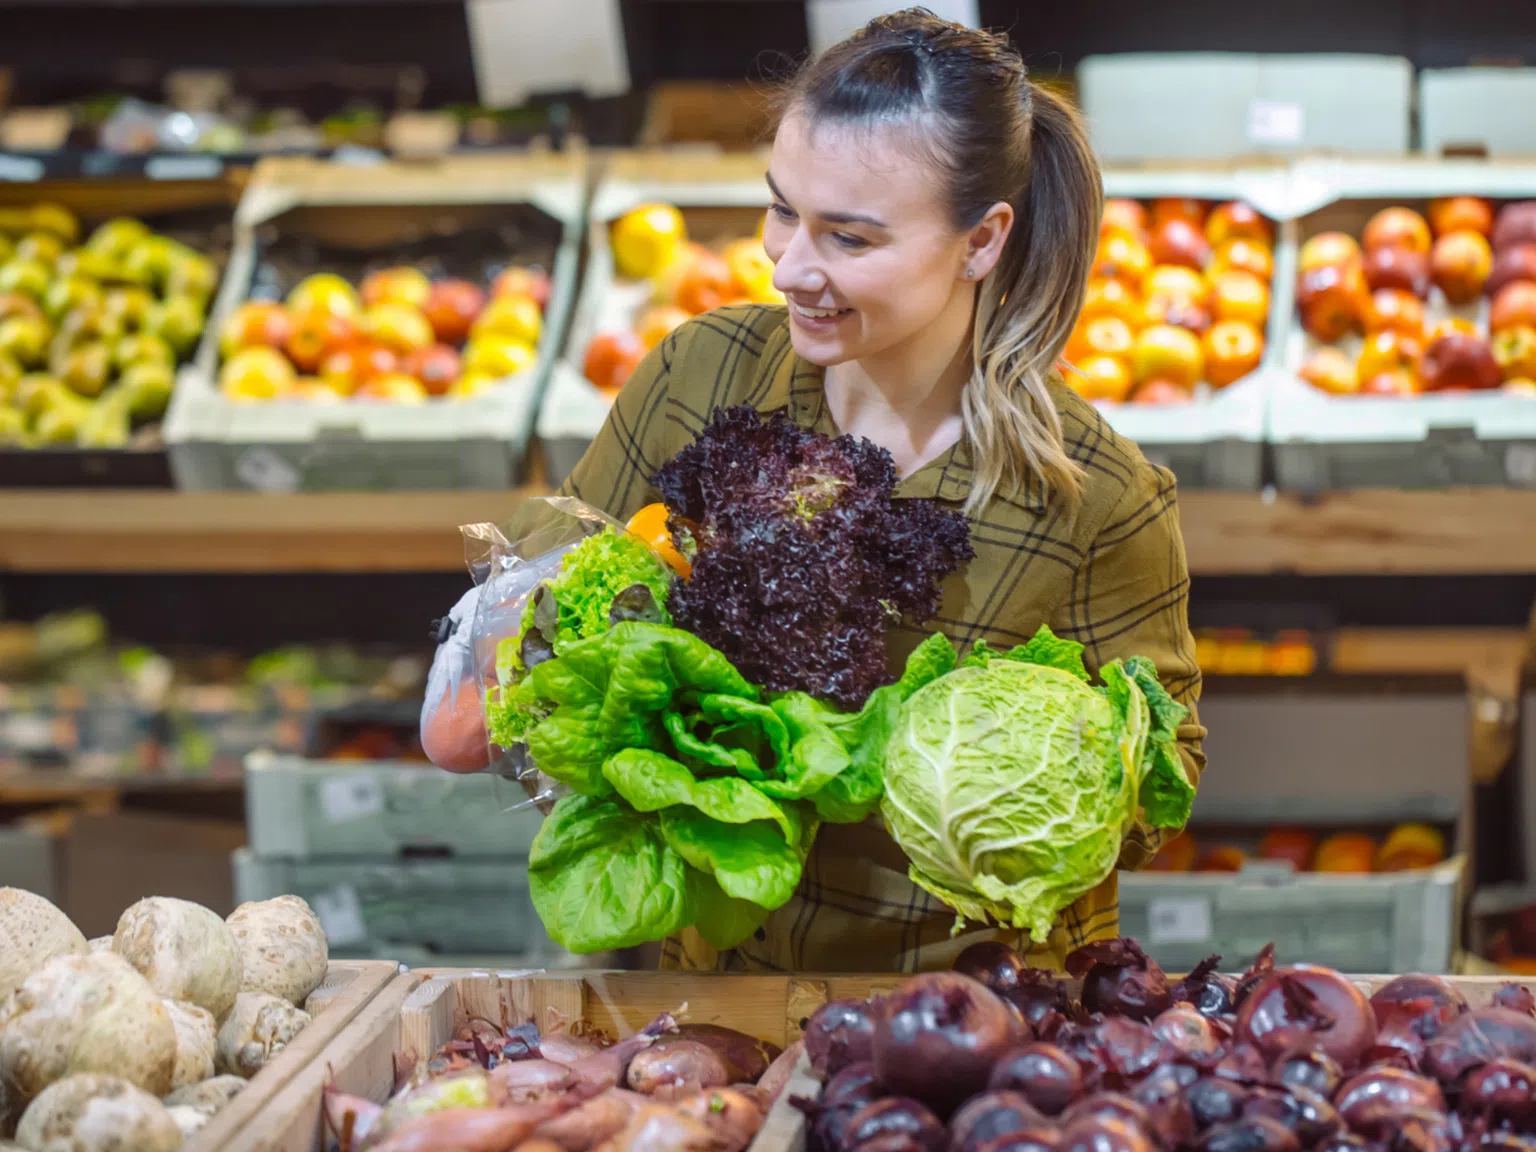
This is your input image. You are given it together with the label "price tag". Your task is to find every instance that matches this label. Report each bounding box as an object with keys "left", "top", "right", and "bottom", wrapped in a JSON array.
[
  {"left": 320, "top": 774, "right": 386, "bottom": 824},
  {"left": 1147, "top": 897, "right": 1212, "bottom": 944},
  {"left": 146, "top": 155, "right": 223, "bottom": 181},
  {"left": 1246, "top": 100, "right": 1305, "bottom": 146},
  {"left": 0, "top": 154, "right": 44, "bottom": 182},
  {"left": 311, "top": 885, "right": 367, "bottom": 947},
  {"left": 234, "top": 448, "right": 302, "bottom": 493}
]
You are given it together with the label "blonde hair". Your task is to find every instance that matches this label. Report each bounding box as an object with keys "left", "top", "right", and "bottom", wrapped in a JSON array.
[{"left": 782, "top": 9, "right": 1101, "bottom": 513}]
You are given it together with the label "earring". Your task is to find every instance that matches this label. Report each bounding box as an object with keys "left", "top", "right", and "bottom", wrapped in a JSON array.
[{"left": 966, "top": 268, "right": 976, "bottom": 279}]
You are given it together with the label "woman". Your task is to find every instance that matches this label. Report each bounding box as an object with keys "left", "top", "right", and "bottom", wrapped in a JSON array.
[{"left": 439, "top": 9, "right": 1205, "bottom": 974}]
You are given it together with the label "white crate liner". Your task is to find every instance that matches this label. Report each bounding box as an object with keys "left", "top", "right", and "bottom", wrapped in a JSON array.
[{"left": 167, "top": 168, "right": 585, "bottom": 491}]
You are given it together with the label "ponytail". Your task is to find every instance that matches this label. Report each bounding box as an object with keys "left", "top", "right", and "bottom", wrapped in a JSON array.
[{"left": 965, "top": 84, "right": 1098, "bottom": 514}]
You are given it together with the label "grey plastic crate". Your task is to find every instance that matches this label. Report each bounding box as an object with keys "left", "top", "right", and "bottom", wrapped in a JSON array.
[
  {"left": 232, "top": 847, "right": 550, "bottom": 958},
  {"left": 243, "top": 753, "right": 540, "bottom": 860},
  {"left": 1122, "top": 860, "right": 1463, "bottom": 974}
]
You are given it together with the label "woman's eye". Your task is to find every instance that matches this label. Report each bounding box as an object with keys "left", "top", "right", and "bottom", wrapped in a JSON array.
[
  {"left": 770, "top": 203, "right": 796, "bottom": 221},
  {"left": 833, "top": 232, "right": 868, "bottom": 250}
]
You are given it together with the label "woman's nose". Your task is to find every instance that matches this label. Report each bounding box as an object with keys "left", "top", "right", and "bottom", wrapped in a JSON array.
[{"left": 770, "top": 226, "right": 825, "bottom": 295}]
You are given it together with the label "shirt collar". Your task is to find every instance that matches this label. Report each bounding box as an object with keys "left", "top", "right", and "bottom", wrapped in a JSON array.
[{"left": 754, "top": 334, "right": 1048, "bottom": 514}]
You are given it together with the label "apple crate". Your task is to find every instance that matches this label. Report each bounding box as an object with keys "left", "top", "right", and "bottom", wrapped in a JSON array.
[
  {"left": 1269, "top": 159, "right": 1536, "bottom": 492},
  {"left": 183, "top": 960, "right": 398, "bottom": 1152},
  {"left": 0, "top": 173, "right": 243, "bottom": 488},
  {"left": 232, "top": 848, "right": 558, "bottom": 962},
  {"left": 1084, "top": 167, "right": 1296, "bottom": 490},
  {"left": 166, "top": 154, "right": 584, "bottom": 491},
  {"left": 243, "top": 752, "right": 541, "bottom": 860},
  {"left": 1123, "top": 673, "right": 1472, "bottom": 975},
  {"left": 539, "top": 149, "right": 772, "bottom": 485}
]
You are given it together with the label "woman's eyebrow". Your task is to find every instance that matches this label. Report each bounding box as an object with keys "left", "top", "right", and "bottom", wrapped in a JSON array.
[{"left": 765, "top": 172, "right": 888, "bottom": 230}]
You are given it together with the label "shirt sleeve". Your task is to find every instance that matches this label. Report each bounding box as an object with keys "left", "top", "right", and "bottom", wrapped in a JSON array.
[
  {"left": 555, "top": 322, "right": 692, "bottom": 522},
  {"left": 1049, "top": 460, "right": 1206, "bottom": 871}
]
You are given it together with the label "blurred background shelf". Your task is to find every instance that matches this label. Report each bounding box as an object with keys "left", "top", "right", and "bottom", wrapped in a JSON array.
[{"left": 0, "top": 487, "right": 1534, "bottom": 574}]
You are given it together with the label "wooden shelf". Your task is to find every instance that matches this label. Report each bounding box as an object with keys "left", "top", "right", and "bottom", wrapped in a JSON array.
[{"left": 0, "top": 487, "right": 1532, "bottom": 576}]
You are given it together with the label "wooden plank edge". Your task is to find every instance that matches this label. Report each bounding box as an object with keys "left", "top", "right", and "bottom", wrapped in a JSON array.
[
  {"left": 751, "top": 1049, "right": 813, "bottom": 1152},
  {"left": 199, "top": 961, "right": 399, "bottom": 1152}
]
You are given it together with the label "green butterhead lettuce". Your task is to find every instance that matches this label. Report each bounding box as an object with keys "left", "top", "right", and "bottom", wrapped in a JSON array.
[
  {"left": 880, "top": 626, "right": 1191, "bottom": 939},
  {"left": 520, "top": 623, "right": 951, "bottom": 954}
]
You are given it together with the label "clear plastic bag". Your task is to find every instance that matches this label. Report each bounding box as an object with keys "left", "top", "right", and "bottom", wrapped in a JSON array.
[{"left": 451, "top": 496, "right": 672, "bottom": 812}]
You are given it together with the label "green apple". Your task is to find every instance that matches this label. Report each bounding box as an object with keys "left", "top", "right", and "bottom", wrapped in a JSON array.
[
  {"left": 0, "top": 406, "right": 26, "bottom": 445},
  {"left": 86, "top": 217, "right": 151, "bottom": 261},
  {"left": 120, "top": 361, "right": 175, "bottom": 422},
  {"left": 29, "top": 203, "right": 79, "bottom": 245},
  {"left": 166, "top": 252, "right": 218, "bottom": 305},
  {"left": 113, "top": 333, "right": 174, "bottom": 373},
  {"left": 43, "top": 278, "right": 104, "bottom": 324},
  {"left": 103, "top": 286, "right": 155, "bottom": 331},
  {"left": 0, "top": 261, "right": 50, "bottom": 302},
  {"left": 33, "top": 396, "right": 90, "bottom": 444},
  {"left": 77, "top": 394, "right": 131, "bottom": 448},
  {"left": 15, "top": 232, "right": 65, "bottom": 268},
  {"left": 17, "top": 373, "right": 68, "bottom": 421},
  {"left": 144, "top": 296, "right": 205, "bottom": 357},
  {"left": 0, "top": 316, "right": 50, "bottom": 368},
  {"left": 57, "top": 342, "right": 111, "bottom": 398}
]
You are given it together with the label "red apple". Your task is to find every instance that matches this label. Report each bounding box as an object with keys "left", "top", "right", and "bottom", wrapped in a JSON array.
[
  {"left": 1487, "top": 244, "right": 1536, "bottom": 298},
  {"left": 1429, "top": 196, "right": 1494, "bottom": 239},
  {"left": 1493, "top": 201, "right": 1536, "bottom": 252},
  {"left": 1205, "top": 201, "right": 1273, "bottom": 248},
  {"left": 422, "top": 279, "right": 487, "bottom": 345},
  {"left": 1360, "top": 370, "right": 1418, "bottom": 397},
  {"left": 402, "top": 343, "right": 463, "bottom": 396},
  {"left": 1421, "top": 333, "right": 1501, "bottom": 392},
  {"left": 1131, "top": 377, "right": 1194, "bottom": 405},
  {"left": 1146, "top": 297, "right": 1213, "bottom": 335},
  {"left": 284, "top": 310, "right": 357, "bottom": 373},
  {"left": 1299, "top": 231, "right": 1362, "bottom": 272},
  {"left": 1297, "top": 263, "right": 1369, "bottom": 342},
  {"left": 1300, "top": 346, "right": 1359, "bottom": 396},
  {"left": 492, "top": 267, "right": 552, "bottom": 311},
  {"left": 1151, "top": 198, "right": 1207, "bottom": 230},
  {"left": 1491, "top": 281, "right": 1536, "bottom": 333},
  {"left": 1148, "top": 219, "right": 1212, "bottom": 272},
  {"left": 1364, "top": 289, "right": 1425, "bottom": 339},
  {"left": 1430, "top": 230, "right": 1493, "bottom": 304},
  {"left": 583, "top": 330, "right": 646, "bottom": 394},
  {"left": 1363, "top": 245, "right": 1431, "bottom": 298},
  {"left": 1363, "top": 207, "right": 1433, "bottom": 255}
]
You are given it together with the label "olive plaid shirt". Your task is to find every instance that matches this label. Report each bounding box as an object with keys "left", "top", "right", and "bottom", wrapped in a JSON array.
[{"left": 558, "top": 304, "right": 1205, "bottom": 974}]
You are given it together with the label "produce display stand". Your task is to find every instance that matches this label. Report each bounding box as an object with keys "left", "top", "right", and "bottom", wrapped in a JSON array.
[
  {"left": 1269, "top": 157, "right": 1536, "bottom": 491},
  {"left": 221, "top": 969, "right": 1518, "bottom": 1152},
  {"left": 1092, "top": 163, "right": 1296, "bottom": 490},
  {"left": 186, "top": 959, "right": 397, "bottom": 1152},
  {"left": 537, "top": 147, "right": 772, "bottom": 485},
  {"left": 0, "top": 171, "right": 246, "bottom": 488},
  {"left": 164, "top": 152, "right": 585, "bottom": 491}
]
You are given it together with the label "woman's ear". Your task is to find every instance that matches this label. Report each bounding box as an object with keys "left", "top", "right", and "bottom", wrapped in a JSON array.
[{"left": 963, "top": 201, "right": 1015, "bottom": 282}]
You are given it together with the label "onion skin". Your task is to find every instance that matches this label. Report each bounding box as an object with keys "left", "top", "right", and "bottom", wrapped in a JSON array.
[
  {"left": 1185, "top": 1076, "right": 1250, "bottom": 1128},
  {"left": 1060, "top": 1091, "right": 1150, "bottom": 1130},
  {"left": 1368, "top": 975, "right": 1468, "bottom": 1026},
  {"left": 1241, "top": 1086, "right": 1342, "bottom": 1144},
  {"left": 987, "top": 1044, "right": 1084, "bottom": 1116},
  {"left": 1334, "top": 1067, "right": 1445, "bottom": 1130},
  {"left": 1129, "top": 1065, "right": 1197, "bottom": 1148},
  {"left": 1068, "top": 941, "right": 1171, "bottom": 1023},
  {"left": 1494, "top": 985, "right": 1536, "bottom": 1017},
  {"left": 1272, "top": 1051, "right": 1343, "bottom": 1097},
  {"left": 970, "top": 1130, "right": 1062, "bottom": 1152},
  {"left": 1058, "top": 1115, "right": 1156, "bottom": 1152},
  {"left": 872, "top": 973, "right": 1025, "bottom": 1117},
  {"left": 1234, "top": 966, "right": 1376, "bottom": 1069},
  {"left": 805, "top": 999, "right": 877, "bottom": 1078},
  {"left": 1152, "top": 1005, "right": 1228, "bottom": 1064}
]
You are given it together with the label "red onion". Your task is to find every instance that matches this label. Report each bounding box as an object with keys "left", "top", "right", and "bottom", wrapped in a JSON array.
[
  {"left": 1234, "top": 966, "right": 1376, "bottom": 1069},
  {"left": 1129, "top": 1065, "right": 1198, "bottom": 1147},
  {"left": 1425, "top": 1008, "right": 1536, "bottom": 1086},
  {"left": 1198, "top": 1117, "right": 1300, "bottom": 1152},
  {"left": 1459, "top": 1057, "right": 1536, "bottom": 1125},
  {"left": 971, "top": 1132, "right": 1062, "bottom": 1152},
  {"left": 843, "top": 1097, "right": 944, "bottom": 1151},
  {"left": 1493, "top": 985, "right": 1536, "bottom": 1017},
  {"left": 805, "top": 999, "right": 878, "bottom": 1077},
  {"left": 947, "top": 1091, "right": 1050, "bottom": 1152},
  {"left": 1241, "top": 1086, "right": 1342, "bottom": 1144},
  {"left": 1272, "top": 1050, "right": 1343, "bottom": 1097},
  {"left": 1058, "top": 1116, "right": 1156, "bottom": 1152},
  {"left": 1232, "top": 945, "right": 1277, "bottom": 1011},
  {"left": 1061, "top": 1092, "right": 1150, "bottom": 1130},
  {"left": 1003, "top": 970, "right": 1075, "bottom": 1035},
  {"left": 954, "top": 943, "right": 1028, "bottom": 996},
  {"left": 1174, "top": 956, "right": 1239, "bottom": 1020},
  {"left": 1334, "top": 1067, "right": 1445, "bottom": 1130},
  {"left": 1152, "top": 1005, "right": 1229, "bottom": 1064},
  {"left": 1067, "top": 940, "right": 1171, "bottom": 1023},
  {"left": 872, "top": 973, "right": 1024, "bottom": 1116},
  {"left": 988, "top": 1044, "right": 1084, "bottom": 1115},
  {"left": 1185, "top": 1076, "right": 1251, "bottom": 1129},
  {"left": 1369, "top": 975, "right": 1469, "bottom": 1026}
]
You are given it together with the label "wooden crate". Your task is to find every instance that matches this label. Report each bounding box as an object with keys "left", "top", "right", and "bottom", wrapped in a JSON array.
[
  {"left": 187, "top": 961, "right": 397, "bottom": 1151},
  {"left": 221, "top": 970, "right": 1524, "bottom": 1152}
]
